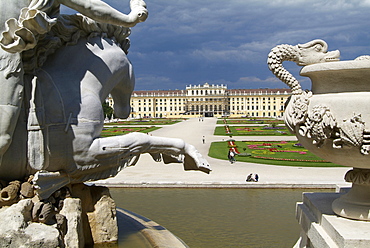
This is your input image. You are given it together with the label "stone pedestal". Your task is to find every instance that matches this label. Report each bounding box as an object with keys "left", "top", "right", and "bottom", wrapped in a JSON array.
[
  {"left": 332, "top": 168, "right": 370, "bottom": 220},
  {"left": 294, "top": 189, "right": 370, "bottom": 248}
]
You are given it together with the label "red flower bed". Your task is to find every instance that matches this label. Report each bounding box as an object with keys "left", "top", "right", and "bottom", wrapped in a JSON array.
[{"left": 242, "top": 141, "right": 328, "bottom": 162}]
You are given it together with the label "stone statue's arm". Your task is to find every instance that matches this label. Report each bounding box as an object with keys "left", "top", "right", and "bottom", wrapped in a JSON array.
[{"left": 58, "top": 0, "right": 148, "bottom": 27}]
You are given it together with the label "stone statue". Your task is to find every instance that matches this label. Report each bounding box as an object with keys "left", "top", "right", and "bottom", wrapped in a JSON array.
[
  {"left": 0, "top": 0, "right": 147, "bottom": 165},
  {"left": 0, "top": 0, "right": 210, "bottom": 200}
]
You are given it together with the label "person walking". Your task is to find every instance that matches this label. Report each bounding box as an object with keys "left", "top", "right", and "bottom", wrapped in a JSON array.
[{"left": 228, "top": 150, "right": 235, "bottom": 164}]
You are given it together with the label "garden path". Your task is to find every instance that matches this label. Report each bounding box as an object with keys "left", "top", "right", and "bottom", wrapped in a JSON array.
[{"left": 95, "top": 118, "right": 350, "bottom": 189}]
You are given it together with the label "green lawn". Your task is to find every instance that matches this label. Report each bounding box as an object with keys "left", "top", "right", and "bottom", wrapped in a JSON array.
[
  {"left": 100, "top": 126, "right": 161, "bottom": 137},
  {"left": 214, "top": 126, "right": 293, "bottom": 136},
  {"left": 107, "top": 118, "right": 185, "bottom": 125},
  {"left": 217, "top": 118, "right": 285, "bottom": 125},
  {"left": 209, "top": 141, "right": 342, "bottom": 167}
]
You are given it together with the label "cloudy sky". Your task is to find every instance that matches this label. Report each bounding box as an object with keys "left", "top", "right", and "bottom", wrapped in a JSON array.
[{"left": 64, "top": 0, "right": 370, "bottom": 91}]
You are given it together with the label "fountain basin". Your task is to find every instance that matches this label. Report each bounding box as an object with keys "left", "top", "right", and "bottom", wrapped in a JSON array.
[{"left": 115, "top": 208, "right": 188, "bottom": 248}]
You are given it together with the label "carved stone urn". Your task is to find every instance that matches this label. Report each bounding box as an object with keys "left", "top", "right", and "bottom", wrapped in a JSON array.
[{"left": 268, "top": 39, "right": 370, "bottom": 220}]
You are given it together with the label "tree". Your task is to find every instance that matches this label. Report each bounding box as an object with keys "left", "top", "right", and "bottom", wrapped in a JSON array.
[{"left": 102, "top": 101, "right": 114, "bottom": 119}]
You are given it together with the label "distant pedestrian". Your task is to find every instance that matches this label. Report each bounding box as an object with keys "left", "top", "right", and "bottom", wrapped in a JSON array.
[
  {"left": 202, "top": 136, "right": 205, "bottom": 144},
  {"left": 255, "top": 174, "right": 259, "bottom": 182},
  {"left": 246, "top": 173, "right": 253, "bottom": 182},
  {"left": 228, "top": 150, "right": 235, "bottom": 164}
]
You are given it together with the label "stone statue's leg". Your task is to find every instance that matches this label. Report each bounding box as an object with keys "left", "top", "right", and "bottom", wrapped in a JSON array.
[
  {"left": 0, "top": 105, "right": 20, "bottom": 154},
  {"left": 88, "top": 132, "right": 211, "bottom": 173},
  {"left": 0, "top": 52, "right": 24, "bottom": 163}
]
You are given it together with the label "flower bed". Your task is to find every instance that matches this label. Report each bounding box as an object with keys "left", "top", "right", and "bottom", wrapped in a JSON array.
[
  {"left": 214, "top": 126, "right": 292, "bottom": 136},
  {"left": 262, "top": 126, "right": 285, "bottom": 130},
  {"left": 209, "top": 141, "right": 341, "bottom": 167},
  {"left": 252, "top": 156, "right": 323, "bottom": 162},
  {"left": 217, "top": 118, "right": 284, "bottom": 125},
  {"left": 242, "top": 141, "right": 327, "bottom": 162}
]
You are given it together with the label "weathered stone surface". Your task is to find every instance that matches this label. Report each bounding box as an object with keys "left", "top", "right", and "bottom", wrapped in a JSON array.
[
  {"left": 0, "top": 187, "right": 118, "bottom": 247},
  {"left": 0, "top": 232, "right": 29, "bottom": 248},
  {"left": 87, "top": 194, "right": 118, "bottom": 244},
  {"left": 60, "top": 198, "right": 85, "bottom": 248},
  {"left": 0, "top": 180, "right": 20, "bottom": 203},
  {"left": 71, "top": 184, "right": 118, "bottom": 245},
  {"left": 24, "top": 223, "right": 61, "bottom": 247},
  {"left": 0, "top": 199, "right": 33, "bottom": 234},
  {"left": 0, "top": 199, "right": 61, "bottom": 248},
  {"left": 20, "top": 181, "right": 35, "bottom": 198}
]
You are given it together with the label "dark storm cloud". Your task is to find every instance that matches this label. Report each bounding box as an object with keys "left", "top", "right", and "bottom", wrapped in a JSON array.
[{"left": 64, "top": 0, "right": 370, "bottom": 90}]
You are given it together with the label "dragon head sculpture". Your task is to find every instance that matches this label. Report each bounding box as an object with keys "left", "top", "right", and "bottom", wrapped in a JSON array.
[
  {"left": 296, "top": 40, "right": 340, "bottom": 66},
  {"left": 268, "top": 39, "right": 340, "bottom": 94}
]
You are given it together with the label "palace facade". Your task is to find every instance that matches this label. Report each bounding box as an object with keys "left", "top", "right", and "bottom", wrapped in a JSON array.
[{"left": 107, "top": 83, "right": 291, "bottom": 118}]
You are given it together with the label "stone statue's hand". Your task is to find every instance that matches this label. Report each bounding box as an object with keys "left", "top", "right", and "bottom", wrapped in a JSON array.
[
  {"left": 183, "top": 144, "right": 211, "bottom": 174},
  {"left": 131, "top": 7, "right": 148, "bottom": 23},
  {"left": 129, "top": 0, "right": 148, "bottom": 24},
  {"left": 149, "top": 152, "right": 162, "bottom": 162}
]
